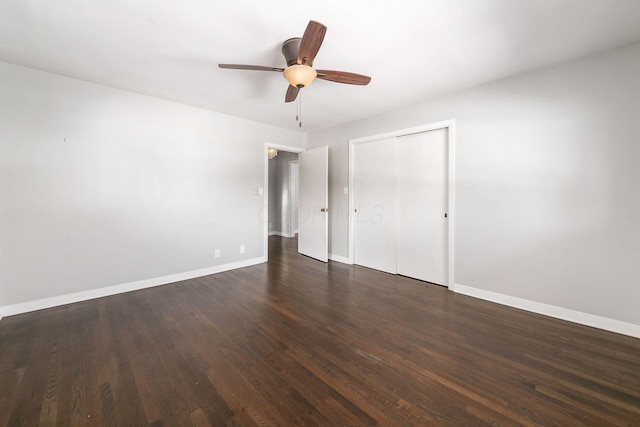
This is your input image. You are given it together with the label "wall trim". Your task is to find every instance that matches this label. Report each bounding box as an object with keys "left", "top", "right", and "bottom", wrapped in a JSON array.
[
  {"left": 455, "top": 283, "right": 640, "bottom": 339},
  {"left": 0, "top": 257, "right": 265, "bottom": 319},
  {"left": 329, "top": 253, "right": 352, "bottom": 264}
]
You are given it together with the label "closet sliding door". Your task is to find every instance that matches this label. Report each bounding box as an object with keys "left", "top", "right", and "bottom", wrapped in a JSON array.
[
  {"left": 396, "top": 129, "right": 448, "bottom": 285},
  {"left": 353, "top": 138, "right": 397, "bottom": 274}
]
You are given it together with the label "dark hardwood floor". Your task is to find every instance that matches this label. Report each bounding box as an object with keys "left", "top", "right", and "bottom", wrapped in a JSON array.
[{"left": 1, "top": 236, "right": 640, "bottom": 426}]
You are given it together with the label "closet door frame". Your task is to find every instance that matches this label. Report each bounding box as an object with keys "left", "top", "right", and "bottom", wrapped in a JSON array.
[{"left": 348, "top": 119, "right": 456, "bottom": 290}]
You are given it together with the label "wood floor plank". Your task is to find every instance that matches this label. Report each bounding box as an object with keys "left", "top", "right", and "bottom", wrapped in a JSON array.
[
  {"left": 4, "top": 315, "right": 54, "bottom": 426},
  {"left": 1, "top": 235, "right": 639, "bottom": 426}
]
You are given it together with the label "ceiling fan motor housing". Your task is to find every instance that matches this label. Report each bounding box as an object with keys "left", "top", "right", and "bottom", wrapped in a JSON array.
[{"left": 282, "top": 37, "right": 304, "bottom": 66}]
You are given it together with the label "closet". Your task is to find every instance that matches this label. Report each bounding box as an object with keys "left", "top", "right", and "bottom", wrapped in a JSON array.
[{"left": 353, "top": 128, "right": 448, "bottom": 285}]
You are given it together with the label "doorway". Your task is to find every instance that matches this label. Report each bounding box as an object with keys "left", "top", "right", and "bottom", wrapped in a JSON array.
[
  {"left": 268, "top": 149, "right": 299, "bottom": 239},
  {"left": 264, "top": 143, "right": 329, "bottom": 263},
  {"left": 264, "top": 144, "right": 304, "bottom": 261}
]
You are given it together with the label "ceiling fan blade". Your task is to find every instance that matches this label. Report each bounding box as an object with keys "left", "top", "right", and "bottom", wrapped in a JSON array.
[
  {"left": 316, "top": 70, "right": 371, "bottom": 85},
  {"left": 285, "top": 85, "right": 299, "bottom": 103},
  {"left": 218, "top": 64, "right": 284, "bottom": 72},
  {"left": 297, "top": 21, "right": 327, "bottom": 66}
]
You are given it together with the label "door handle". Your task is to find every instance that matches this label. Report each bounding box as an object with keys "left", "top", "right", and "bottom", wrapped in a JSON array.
[{"left": 320, "top": 208, "right": 328, "bottom": 212}]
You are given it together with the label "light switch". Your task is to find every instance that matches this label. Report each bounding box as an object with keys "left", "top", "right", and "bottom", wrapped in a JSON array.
[
  {"left": 344, "top": 187, "right": 349, "bottom": 195},
  {"left": 258, "top": 187, "right": 264, "bottom": 195}
]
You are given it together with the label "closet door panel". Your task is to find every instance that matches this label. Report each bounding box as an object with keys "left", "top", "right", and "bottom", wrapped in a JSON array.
[
  {"left": 397, "top": 129, "right": 448, "bottom": 285},
  {"left": 354, "top": 138, "right": 397, "bottom": 274}
]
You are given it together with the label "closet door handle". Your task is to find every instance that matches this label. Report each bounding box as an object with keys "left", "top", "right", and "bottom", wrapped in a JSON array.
[{"left": 320, "top": 208, "right": 328, "bottom": 212}]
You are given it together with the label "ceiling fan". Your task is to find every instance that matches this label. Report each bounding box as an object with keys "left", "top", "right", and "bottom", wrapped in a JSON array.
[{"left": 219, "top": 20, "right": 371, "bottom": 103}]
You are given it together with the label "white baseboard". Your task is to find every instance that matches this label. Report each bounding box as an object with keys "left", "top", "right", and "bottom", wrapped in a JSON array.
[
  {"left": 268, "top": 231, "right": 295, "bottom": 238},
  {"left": 455, "top": 283, "right": 640, "bottom": 339},
  {"left": 329, "top": 253, "right": 352, "bottom": 264},
  {"left": 0, "top": 257, "right": 265, "bottom": 318}
]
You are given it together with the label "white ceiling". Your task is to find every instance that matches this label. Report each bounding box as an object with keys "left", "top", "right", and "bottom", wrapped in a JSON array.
[{"left": 1, "top": 1, "right": 640, "bottom": 132}]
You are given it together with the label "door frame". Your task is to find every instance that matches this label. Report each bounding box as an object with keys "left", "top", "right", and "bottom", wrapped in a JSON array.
[
  {"left": 348, "top": 119, "right": 456, "bottom": 290},
  {"left": 264, "top": 143, "right": 305, "bottom": 262}
]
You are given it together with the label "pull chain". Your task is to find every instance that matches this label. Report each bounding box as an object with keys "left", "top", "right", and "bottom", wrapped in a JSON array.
[
  {"left": 298, "top": 90, "right": 302, "bottom": 128},
  {"left": 293, "top": 89, "right": 303, "bottom": 128}
]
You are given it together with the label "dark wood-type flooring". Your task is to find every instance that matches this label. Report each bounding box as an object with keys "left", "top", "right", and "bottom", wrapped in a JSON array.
[{"left": 1, "top": 236, "right": 640, "bottom": 426}]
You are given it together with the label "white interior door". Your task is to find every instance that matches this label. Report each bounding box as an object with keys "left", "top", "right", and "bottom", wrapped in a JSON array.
[
  {"left": 354, "top": 138, "right": 397, "bottom": 274},
  {"left": 298, "top": 146, "right": 328, "bottom": 262},
  {"left": 397, "top": 129, "right": 448, "bottom": 285}
]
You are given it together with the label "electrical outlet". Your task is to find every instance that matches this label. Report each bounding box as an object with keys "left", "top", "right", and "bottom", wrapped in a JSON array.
[
  {"left": 215, "top": 249, "right": 221, "bottom": 258},
  {"left": 240, "top": 245, "right": 245, "bottom": 254}
]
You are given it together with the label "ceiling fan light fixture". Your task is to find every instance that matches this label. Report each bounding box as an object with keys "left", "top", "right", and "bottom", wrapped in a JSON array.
[{"left": 283, "top": 65, "right": 317, "bottom": 88}]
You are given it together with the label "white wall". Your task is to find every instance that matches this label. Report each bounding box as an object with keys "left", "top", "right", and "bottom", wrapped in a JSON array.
[
  {"left": 308, "top": 42, "right": 640, "bottom": 327},
  {"left": 0, "top": 61, "right": 304, "bottom": 310},
  {"left": 268, "top": 151, "right": 298, "bottom": 236}
]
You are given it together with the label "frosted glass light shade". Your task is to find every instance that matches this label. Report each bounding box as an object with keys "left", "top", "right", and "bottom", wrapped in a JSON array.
[{"left": 283, "top": 65, "right": 317, "bottom": 88}]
